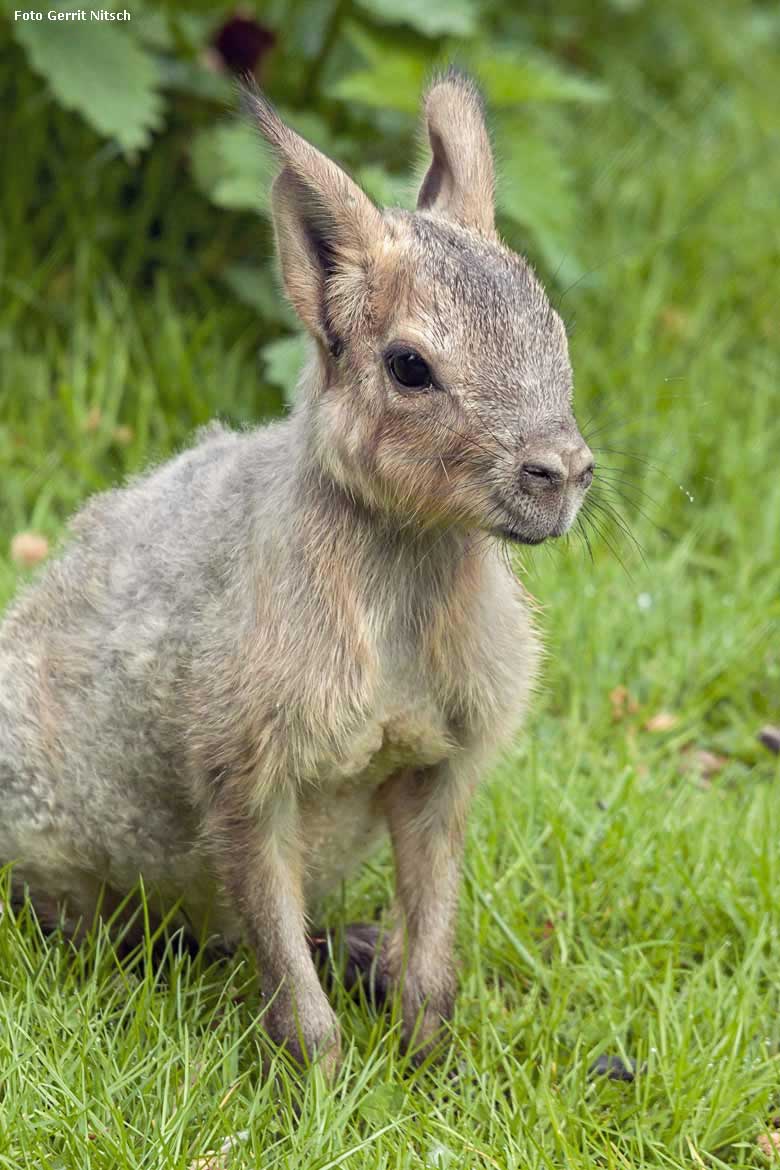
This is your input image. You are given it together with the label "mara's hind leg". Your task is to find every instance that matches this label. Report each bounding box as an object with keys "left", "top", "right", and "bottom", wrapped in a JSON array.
[
  {"left": 309, "top": 922, "right": 392, "bottom": 1007},
  {"left": 7, "top": 872, "right": 67, "bottom": 936},
  {"left": 6, "top": 868, "right": 205, "bottom": 962},
  {"left": 7, "top": 867, "right": 109, "bottom": 942},
  {"left": 8, "top": 867, "right": 140, "bottom": 950}
]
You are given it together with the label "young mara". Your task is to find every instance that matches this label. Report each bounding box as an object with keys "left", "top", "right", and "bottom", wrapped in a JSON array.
[{"left": 0, "top": 72, "right": 594, "bottom": 1074}]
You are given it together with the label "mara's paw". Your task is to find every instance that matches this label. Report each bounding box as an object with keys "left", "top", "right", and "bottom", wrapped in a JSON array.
[
  {"left": 401, "top": 974, "right": 457, "bottom": 1064},
  {"left": 263, "top": 990, "right": 341, "bottom": 1077},
  {"left": 309, "top": 922, "right": 391, "bottom": 1007}
]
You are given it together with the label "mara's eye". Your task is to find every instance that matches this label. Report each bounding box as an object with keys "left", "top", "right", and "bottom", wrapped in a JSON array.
[{"left": 387, "top": 350, "right": 432, "bottom": 391}]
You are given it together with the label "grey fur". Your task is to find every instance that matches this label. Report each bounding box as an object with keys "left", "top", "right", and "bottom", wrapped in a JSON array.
[{"left": 0, "top": 74, "right": 592, "bottom": 1073}]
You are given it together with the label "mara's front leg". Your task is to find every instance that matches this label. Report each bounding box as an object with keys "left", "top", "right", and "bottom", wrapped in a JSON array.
[
  {"left": 381, "top": 760, "right": 475, "bottom": 1060},
  {"left": 205, "top": 782, "right": 340, "bottom": 1075}
]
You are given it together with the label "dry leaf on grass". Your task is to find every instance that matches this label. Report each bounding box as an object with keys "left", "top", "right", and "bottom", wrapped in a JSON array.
[
  {"left": 609, "top": 685, "right": 639, "bottom": 721},
  {"left": 642, "top": 711, "right": 679, "bottom": 733},
  {"left": 658, "top": 305, "right": 692, "bottom": 338},
  {"left": 679, "top": 747, "right": 729, "bottom": 786},
  {"left": 83, "top": 406, "right": 102, "bottom": 433},
  {"left": 757, "top": 1130, "right": 780, "bottom": 1159},
  {"left": 112, "top": 424, "right": 134, "bottom": 445},
  {"left": 692, "top": 749, "right": 728, "bottom": 776},
  {"left": 10, "top": 532, "right": 49, "bottom": 568}
]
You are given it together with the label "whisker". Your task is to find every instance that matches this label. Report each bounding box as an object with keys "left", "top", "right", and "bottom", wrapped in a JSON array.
[
  {"left": 581, "top": 390, "right": 708, "bottom": 448},
  {"left": 593, "top": 468, "right": 663, "bottom": 507},
  {"left": 433, "top": 415, "right": 503, "bottom": 463},
  {"left": 575, "top": 515, "right": 594, "bottom": 564},
  {"left": 587, "top": 493, "right": 649, "bottom": 566},
  {"left": 594, "top": 478, "right": 673, "bottom": 539},
  {"left": 469, "top": 406, "right": 516, "bottom": 460},
  {"left": 590, "top": 445, "right": 684, "bottom": 484},
  {"left": 580, "top": 502, "right": 634, "bottom": 581}
]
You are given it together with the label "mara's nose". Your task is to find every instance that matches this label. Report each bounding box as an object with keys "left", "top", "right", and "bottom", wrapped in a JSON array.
[{"left": 520, "top": 441, "right": 594, "bottom": 492}]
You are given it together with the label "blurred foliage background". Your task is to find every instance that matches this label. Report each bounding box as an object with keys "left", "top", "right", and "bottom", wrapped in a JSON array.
[{"left": 3, "top": 0, "right": 775, "bottom": 457}]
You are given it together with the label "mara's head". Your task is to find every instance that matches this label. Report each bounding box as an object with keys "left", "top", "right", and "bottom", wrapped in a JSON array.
[{"left": 245, "top": 71, "right": 593, "bottom": 546}]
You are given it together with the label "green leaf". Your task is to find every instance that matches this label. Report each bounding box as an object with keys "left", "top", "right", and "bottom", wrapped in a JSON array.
[
  {"left": 472, "top": 46, "right": 608, "bottom": 105},
  {"left": 354, "top": 0, "right": 477, "bottom": 38},
  {"left": 158, "top": 58, "right": 234, "bottom": 104},
  {"left": 190, "top": 122, "right": 274, "bottom": 214},
  {"left": 221, "top": 265, "right": 296, "bottom": 327},
  {"left": 276, "top": 107, "right": 336, "bottom": 152},
  {"left": 355, "top": 164, "right": 412, "bottom": 208},
  {"left": 13, "top": 8, "right": 164, "bottom": 152},
  {"left": 329, "top": 30, "right": 604, "bottom": 118},
  {"left": 495, "top": 115, "right": 583, "bottom": 282},
  {"left": 328, "top": 24, "right": 428, "bottom": 114},
  {"left": 132, "top": 4, "right": 210, "bottom": 52},
  {"left": 261, "top": 335, "right": 308, "bottom": 402},
  {"left": 132, "top": 5, "right": 176, "bottom": 50}
]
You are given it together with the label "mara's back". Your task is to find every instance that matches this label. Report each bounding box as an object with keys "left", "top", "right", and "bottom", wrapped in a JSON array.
[{"left": 0, "top": 421, "right": 294, "bottom": 886}]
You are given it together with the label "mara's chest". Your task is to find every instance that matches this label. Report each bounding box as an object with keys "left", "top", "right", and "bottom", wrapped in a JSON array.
[
  {"left": 299, "top": 686, "right": 454, "bottom": 896},
  {"left": 297, "top": 656, "right": 454, "bottom": 896},
  {"left": 295, "top": 567, "right": 538, "bottom": 897},
  {"left": 318, "top": 695, "right": 453, "bottom": 790},
  {"left": 301, "top": 551, "right": 538, "bottom": 794}
]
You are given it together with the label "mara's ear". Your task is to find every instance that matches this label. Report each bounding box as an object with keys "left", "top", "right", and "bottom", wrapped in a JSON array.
[
  {"left": 242, "top": 85, "right": 386, "bottom": 348},
  {"left": 416, "top": 70, "right": 495, "bottom": 236}
]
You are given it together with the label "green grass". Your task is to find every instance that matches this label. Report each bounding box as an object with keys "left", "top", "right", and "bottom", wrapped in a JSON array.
[{"left": 2, "top": 5, "right": 780, "bottom": 1168}]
